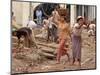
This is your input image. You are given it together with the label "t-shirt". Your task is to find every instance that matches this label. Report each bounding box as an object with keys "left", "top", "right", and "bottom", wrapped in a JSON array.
[
  {"left": 36, "top": 10, "right": 42, "bottom": 17},
  {"left": 72, "top": 23, "right": 82, "bottom": 36}
]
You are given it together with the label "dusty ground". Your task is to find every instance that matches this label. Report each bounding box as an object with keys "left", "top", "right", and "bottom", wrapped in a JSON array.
[{"left": 11, "top": 29, "right": 96, "bottom": 74}]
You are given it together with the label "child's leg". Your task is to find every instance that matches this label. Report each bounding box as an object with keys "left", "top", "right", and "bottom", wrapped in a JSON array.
[
  {"left": 63, "top": 48, "right": 70, "bottom": 62},
  {"left": 56, "top": 39, "right": 66, "bottom": 63},
  {"left": 66, "top": 53, "right": 70, "bottom": 61}
]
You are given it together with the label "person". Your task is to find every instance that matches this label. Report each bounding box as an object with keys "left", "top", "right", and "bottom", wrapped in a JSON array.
[
  {"left": 36, "top": 8, "right": 42, "bottom": 25},
  {"left": 83, "top": 17, "right": 90, "bottom": 29},
  {"left": 47, "top": 16, "right": 58, "bottom": 42},
  {"left": 14, "top": 27, "right": 38, "bottom": 49},
  {"left": 52, "top": 7, "right": 60, "bottom": 21},
  {"left": 26, "top": 18, "right": 38, "bottom": 48},
  {"left": 46, "top": 7, "right": 60, "bottom": 42},
  {"left": 53, "top": 9, "right": 71, "bottom": 64},
  {"left": 71, "top": 16, "right": 84, "bottom": 66},
  {"left": 12, "top": 12, "right": 21, "bottom": 32},
  {"left": 42, "top": 19, "right": 49, "bottom": 39},
  {"left": 88, "top": 21, "right": 96, "bottom": 37}
]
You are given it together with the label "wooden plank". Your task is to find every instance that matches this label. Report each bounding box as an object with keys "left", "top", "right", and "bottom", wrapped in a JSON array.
[
  {"left": 41, "top": 47, "right": 55, "bottom": 54},
  {"left": 12, "top": 43, "right": 18, "bottom": 48},
  {"left": 39, "top": 51, "right": 55, "bottom": 58},
  {"left": 81, "top": 58, "right": 93, "bottom": 65},
  {"left": 12, "top": 36, "right": 18, "bottom": 43},
  {"left": 37, "top": 42, "right": 57, "bottom": 49}
]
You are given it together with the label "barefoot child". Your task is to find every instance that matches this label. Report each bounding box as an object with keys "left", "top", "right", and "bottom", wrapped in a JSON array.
[{"left": 53, "top": 8, "right": 71, "bottom": 63}]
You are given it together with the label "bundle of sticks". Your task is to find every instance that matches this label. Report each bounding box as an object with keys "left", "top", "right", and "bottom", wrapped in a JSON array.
[{"left": 57, "top": 8, "right": 68, "bottom": 18}]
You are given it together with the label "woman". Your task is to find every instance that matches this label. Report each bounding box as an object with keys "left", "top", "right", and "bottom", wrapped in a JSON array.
[
  {"left": 72, "top": 16, "right": 84, "bottom": 66},
  {"left": 53, "top": 9, "right": 71, "bottom": 63}
]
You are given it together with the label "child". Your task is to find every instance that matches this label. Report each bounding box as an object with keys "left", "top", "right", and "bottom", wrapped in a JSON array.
[{"left": 53, "top": 8, "right": 71, "bottom": 64}]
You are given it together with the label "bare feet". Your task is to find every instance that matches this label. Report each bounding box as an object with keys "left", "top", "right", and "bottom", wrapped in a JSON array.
[
  {"left": 55, "top": 61, "right": 60, "bottom": 64},
  {"left": 73, "top": 61, "right": 81, "bottom": 68}
]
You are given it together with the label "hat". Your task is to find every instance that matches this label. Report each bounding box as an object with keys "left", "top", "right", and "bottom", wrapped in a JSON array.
[{"left": 77, "top": 16, "right": 84, "bottom": 22}]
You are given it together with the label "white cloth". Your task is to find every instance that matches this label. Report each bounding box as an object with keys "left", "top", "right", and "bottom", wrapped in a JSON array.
[
  {"left": 88, "top": 24, "right": 96, "bottom": 36},
  {"left": 27, "top": 20, "right": 37, "bottom": 29},
  {"left": 72, "top": 23, "right": 82, "bottom": 36},
  {"left": 88, "top": 29, "right": 94, "bottom": 35},
  {"left": 89, "top": 24, "right": 95, "bottom": 30},
  {"left": 43, "top": 19, "right": 49, "bottom": 24}
]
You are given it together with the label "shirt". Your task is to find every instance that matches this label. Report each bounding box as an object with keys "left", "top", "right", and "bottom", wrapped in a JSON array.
[
  {"left": 36, "top": 10, "right": 42, "bottom": 17},
  {"left": 72, "top": 23, "right": 82, "bottom": 36},
  {"left": 48, "top": 17, "right": 56, "bottom": 28}
]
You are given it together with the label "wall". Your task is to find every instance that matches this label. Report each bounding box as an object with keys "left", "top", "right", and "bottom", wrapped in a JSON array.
[{"left": 12, "top": 1, "right": 23, "bottom": 25}]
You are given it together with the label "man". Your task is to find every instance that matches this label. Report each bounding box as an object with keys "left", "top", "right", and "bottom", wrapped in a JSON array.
[
  {"left": 47, "top": 16, "right": 58, "bottom": 42},
  {"left": 42, "top": 19, "right": 49, "bottom": 39},
  {"left": 88, "top": 21, "right": 96, "bottom": 37},
  {"left": 15, "top": 27, "right": 38, "bottom": 49},
  {"left": 36, "top": 8, "right": 42, "bottom": 25},
  {"left": 46, "top": 7, "right": 60, "bottom": 42}
]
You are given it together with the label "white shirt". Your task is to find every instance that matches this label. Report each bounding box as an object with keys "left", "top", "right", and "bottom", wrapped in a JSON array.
[
  {"left": 48, "top": 17, "right": 56, "bottom": 28},
  {"left": 48, "top": 17, "right": 53, "bottom": 28},
  {"left": 36, "top": 10, "right": 42, "bottom": 17},
  {"left": 72, "top": 23, "right": 82, "bottom": 36}
]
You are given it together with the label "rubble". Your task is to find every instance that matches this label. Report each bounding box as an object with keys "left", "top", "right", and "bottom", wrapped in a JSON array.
[{"left": 12, "top": 28, "right": 96, "bottom": 74}]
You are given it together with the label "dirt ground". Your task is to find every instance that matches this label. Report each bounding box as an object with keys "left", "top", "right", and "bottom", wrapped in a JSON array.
[{"left": 11, "top": 29, "right": 96, "bottom": 74}]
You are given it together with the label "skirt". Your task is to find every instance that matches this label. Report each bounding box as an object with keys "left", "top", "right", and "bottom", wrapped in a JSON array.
[{"left": 72, "top": 34, "right": 82, "bottom": 61}]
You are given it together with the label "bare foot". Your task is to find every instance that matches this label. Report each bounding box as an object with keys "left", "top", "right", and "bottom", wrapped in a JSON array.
[
  {"left": 74, "top": 61, "right": 81, "bottom": 67},
  {"left": 55, "top": 61, "right": 60, "bottom": 64}
]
